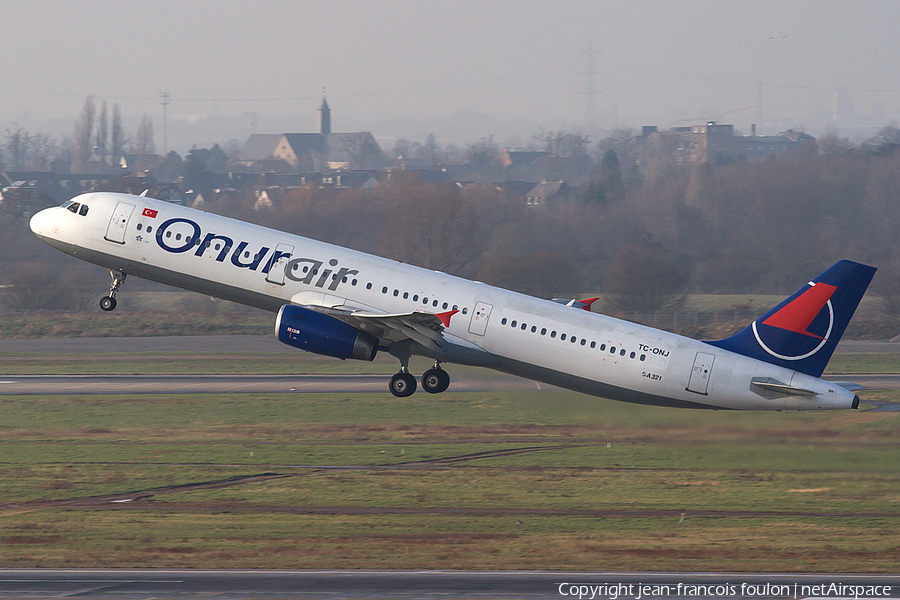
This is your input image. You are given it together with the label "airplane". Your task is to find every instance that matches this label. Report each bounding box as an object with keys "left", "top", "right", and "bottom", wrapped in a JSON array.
[{"left": 29, "top": 191, "right": 876, "bottom": 410}]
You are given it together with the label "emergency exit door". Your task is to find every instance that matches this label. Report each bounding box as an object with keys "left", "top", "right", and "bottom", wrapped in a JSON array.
[
  {"left": 468, "top": 301, "right": 493, "bottom": 336},
  {"left": 265, "top": 243, "right": 295, "bottom": 285}
]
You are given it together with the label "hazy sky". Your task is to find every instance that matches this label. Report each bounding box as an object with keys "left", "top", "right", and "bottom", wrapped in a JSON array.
[{"left": 3, "top": 0, "right": 899, "bottom": 153}]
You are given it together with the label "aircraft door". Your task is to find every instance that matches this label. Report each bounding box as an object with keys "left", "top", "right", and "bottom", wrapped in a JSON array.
[
  {"left": 104, "top": 202, "right": 136, "bottom": 244},
  {"left": 265, "top": 243, "right": 294, "bottom": 285},
  {"left": 686, "top": 352, "right": 715, "bottom": 395},
  {"left": 468, "top": 301, "right": 493, "bottom": 336}
]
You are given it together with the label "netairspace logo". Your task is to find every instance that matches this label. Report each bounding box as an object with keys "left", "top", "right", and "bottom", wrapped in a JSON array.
[{"left": 556, "top": 582, "right": 894, "bottom": 599}]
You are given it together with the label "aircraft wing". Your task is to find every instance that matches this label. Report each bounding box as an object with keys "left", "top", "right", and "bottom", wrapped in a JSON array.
[{"left": 350, "top": 310, "right": 459, "bottom": 352}]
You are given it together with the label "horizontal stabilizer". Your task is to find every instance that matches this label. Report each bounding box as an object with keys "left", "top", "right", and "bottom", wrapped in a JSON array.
[
  {"left": 829, "top": 381, "right": 866, "bottom": 392},
  {"left": 750, "top": 377, "right": 816, "bottom": 396}
]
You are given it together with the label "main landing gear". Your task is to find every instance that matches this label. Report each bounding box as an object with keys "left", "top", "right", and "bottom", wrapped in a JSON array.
[
  {"left": 388, "top": 341, "right": 451, "bottom": 397},
  {"left": 99, "top": 269, "right": 126, "bottom": 312},
  {"left": 388, "top": 364, "right": 451, "bottom": 398}
]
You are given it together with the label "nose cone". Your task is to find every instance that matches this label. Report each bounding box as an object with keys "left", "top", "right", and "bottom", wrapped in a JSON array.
[{"left": 29, "top": 207, "right": 54, "bottom": 239}]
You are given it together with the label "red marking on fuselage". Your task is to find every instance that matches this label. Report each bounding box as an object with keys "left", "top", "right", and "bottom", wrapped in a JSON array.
[{"left": 762, "top": 283, "right": 837, "bottom": 339}]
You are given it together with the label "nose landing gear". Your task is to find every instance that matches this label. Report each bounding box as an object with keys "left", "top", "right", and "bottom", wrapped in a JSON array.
[{"left": 99, "top": 269, "right": 126, "bottom": 312}]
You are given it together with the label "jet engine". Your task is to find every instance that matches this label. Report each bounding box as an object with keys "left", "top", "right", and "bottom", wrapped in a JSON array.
[{"left": 275, "top": 304, "right": 378, "bottom": 361}]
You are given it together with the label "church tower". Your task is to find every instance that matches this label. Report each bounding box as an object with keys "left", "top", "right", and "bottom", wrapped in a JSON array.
[{"left": 318, "top": 96, "right": 331, "bottom": 135}]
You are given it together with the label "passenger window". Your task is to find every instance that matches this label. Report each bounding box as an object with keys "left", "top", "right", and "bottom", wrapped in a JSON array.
[
  {"left": 137, "top": 223, "right": 143, "bottom": 231},
  {"left": 501, "top": 318, "right": 507, "bottom": 325},
  {"left": 630, "top": 352, "right": 636, "bottom": 358},
  {"left": 146, "top": 226, "right": 152, "bottom": 234},
  {"left": 393, "top": 290, "right": 399, "bottom": 297},
  {"left": 620, "top": 349, "right": 626, "bottom": 356},
  {"left": 423, "top": 298, "right": 428, "bottom": 304},
  {"left": 79, "top": 204, "right": 89, "bottom": 216},
  {"left": 521, "top": 323, "right": 527, "bottom": 330},
  {"left": 590, "top": 341, "right": 596, "bottom": 348},
  {"left": 551, "top": 331, "right": 557, "bottom": 338},
  {"left": 561, "top": 334, "right": 566, "bottom": 341},
  {"left": 352, "top": 279, "right": 358, "bottom": 286},
  {"left": 541, "top": 328, "right": 547, "bottom": 335},
  {"left": 511, "top": 320, "right": 517, "bottom": 328},
  {"left": 610, "top": 347, "right": 616, "bottom": 353},
  {"left": 571, "top": 337, "right": 577, "bottom": 343},
  {"left": 581, "top": 339, "right": 586, "bottom": 346},
  {"left": 176, "top": 233, "right": 182, "bottom": 240},
  {"left": 442, "top": 302, "right": 448, "bottom": 309},
  {"left": 367, "top": 283, "right": 373, "bottom": 290},
  {"left": 433, "top": 300, "right": 438, "bottom": 307},
  {"left": 382, "top": 287, "right": 388, "bottom": 294},
  {"left": 413, "top": 295, "right": 419, "bottom": 302},
  {"left": 531, "top": 326, "right": 536, "bottom": 333},
  {"left": 640, "top": 355, "right": 646, "bottom": 361},
  {"left": 167, "top": 231, "right": 172, "bottom": 238},
  {"left": 244, "top": 251, "right": 250, "bottom": 258},
  {"left": 403, "top": 292, "right": 409, "bottom": 299},
  {"left": 462, "top": 308, "right": 468, "bottom": 314},
  {"left": 600, "top": 344, "right": 606, "bottom": 351},
  {"left": 452, "top": 305, "right": 458, "bottom": 311}
]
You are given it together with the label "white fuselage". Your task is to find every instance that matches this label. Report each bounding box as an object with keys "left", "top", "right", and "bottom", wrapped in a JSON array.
[{"left": 29, "top": 192, "right": 857, "bottom": 410}]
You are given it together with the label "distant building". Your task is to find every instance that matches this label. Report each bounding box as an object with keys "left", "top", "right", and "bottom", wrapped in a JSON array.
[
  {"left": 640, "top": 122, "right": 816, "bottom": 169},
  {"left": 239, "top": 98, "right": 389, "bottom": 172}
]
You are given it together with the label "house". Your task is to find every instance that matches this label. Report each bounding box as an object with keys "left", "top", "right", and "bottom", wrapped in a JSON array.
[{"left": 525, "top": 181, "right": 573, "bottom": 206}]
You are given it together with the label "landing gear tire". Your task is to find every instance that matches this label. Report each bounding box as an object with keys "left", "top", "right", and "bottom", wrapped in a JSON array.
[
  {"left": 99, "top": 296, "right": 117, "bottom": 312},
  {"left": 421, "top": 368, "right": 450, "bottom": 394},
  {"left": 100, "top": 269, "right": 126, "bottom": 312},
  {"left": 389, "top": 372, "right": 417, "bottom": 398}
]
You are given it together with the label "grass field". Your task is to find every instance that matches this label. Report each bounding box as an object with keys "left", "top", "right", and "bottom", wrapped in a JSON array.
[{"left": 1, "top": 350, "right": 900, "bottom": 571}]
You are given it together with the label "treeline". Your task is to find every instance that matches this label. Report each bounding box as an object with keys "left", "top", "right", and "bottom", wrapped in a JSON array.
[
  {"left": 4, "top": 147, "right": 900, "bottom": 318},
  {"left": 204, "top": 146, "right": 900, "bottom": 307}
]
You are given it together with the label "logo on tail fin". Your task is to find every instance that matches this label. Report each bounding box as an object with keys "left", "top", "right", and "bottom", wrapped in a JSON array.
[{"left": 751, "top": 282, "right": 836, "bottom": 361}]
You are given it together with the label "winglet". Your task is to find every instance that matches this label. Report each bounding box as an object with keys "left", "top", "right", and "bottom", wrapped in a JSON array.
[
  {"left": 436, "top": 309, "right": 459, "bottom": 328},
  {"left": 578, "top": 297, "right": 600, "bottom": 311}
]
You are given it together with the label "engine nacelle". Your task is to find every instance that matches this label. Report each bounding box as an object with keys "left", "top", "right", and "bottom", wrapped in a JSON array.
[{"left": 275, "top": 304, "right": 378, "bottom": 361}]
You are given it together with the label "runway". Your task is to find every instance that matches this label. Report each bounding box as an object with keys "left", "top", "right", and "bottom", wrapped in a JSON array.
[
  {"left": 0, "top": 569, "right": 898, "bottom": 599},
  {"left": 0, "top": 373, "right": 542, "bottom": 395}
]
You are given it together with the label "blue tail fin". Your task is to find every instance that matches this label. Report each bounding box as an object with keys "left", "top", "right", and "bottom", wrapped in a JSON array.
[{"left": 706, "top": 260, "right": 876, "bottom": 377}]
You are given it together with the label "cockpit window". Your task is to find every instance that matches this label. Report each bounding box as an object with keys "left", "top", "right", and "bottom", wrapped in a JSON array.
[
  {"left": 61, "top": 201, "right": 74, "bottom": 208},
  {"left": 66, "top": 202, "right": 80, "bottom": 214},
  {"left": 79, "top": 204, "right": 89, "bottom": 216}
]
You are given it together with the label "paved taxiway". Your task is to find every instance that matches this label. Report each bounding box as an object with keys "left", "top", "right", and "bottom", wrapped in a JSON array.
[
  {"left": 1, "top": 570, "right": 898, "bottom": 599},
  {"left": 1, "top": 373, "right": 898, "bottom": 399}
]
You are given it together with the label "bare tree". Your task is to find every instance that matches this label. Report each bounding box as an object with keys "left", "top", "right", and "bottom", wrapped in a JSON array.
[
  {"left": 134, "top": 114, "right": 155, "bottom": 155},
  {"left": 96, "top": 100, "right": 108, "bottom": 164},
  {"left": 111, "top": 103, "right": 124, "bottom": 166},
  {"left": 72, "top": 95, "right": 96, "bottom": 169},
  {"left": 5, "top": 125, "right": 26, "bottom": 170}
]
